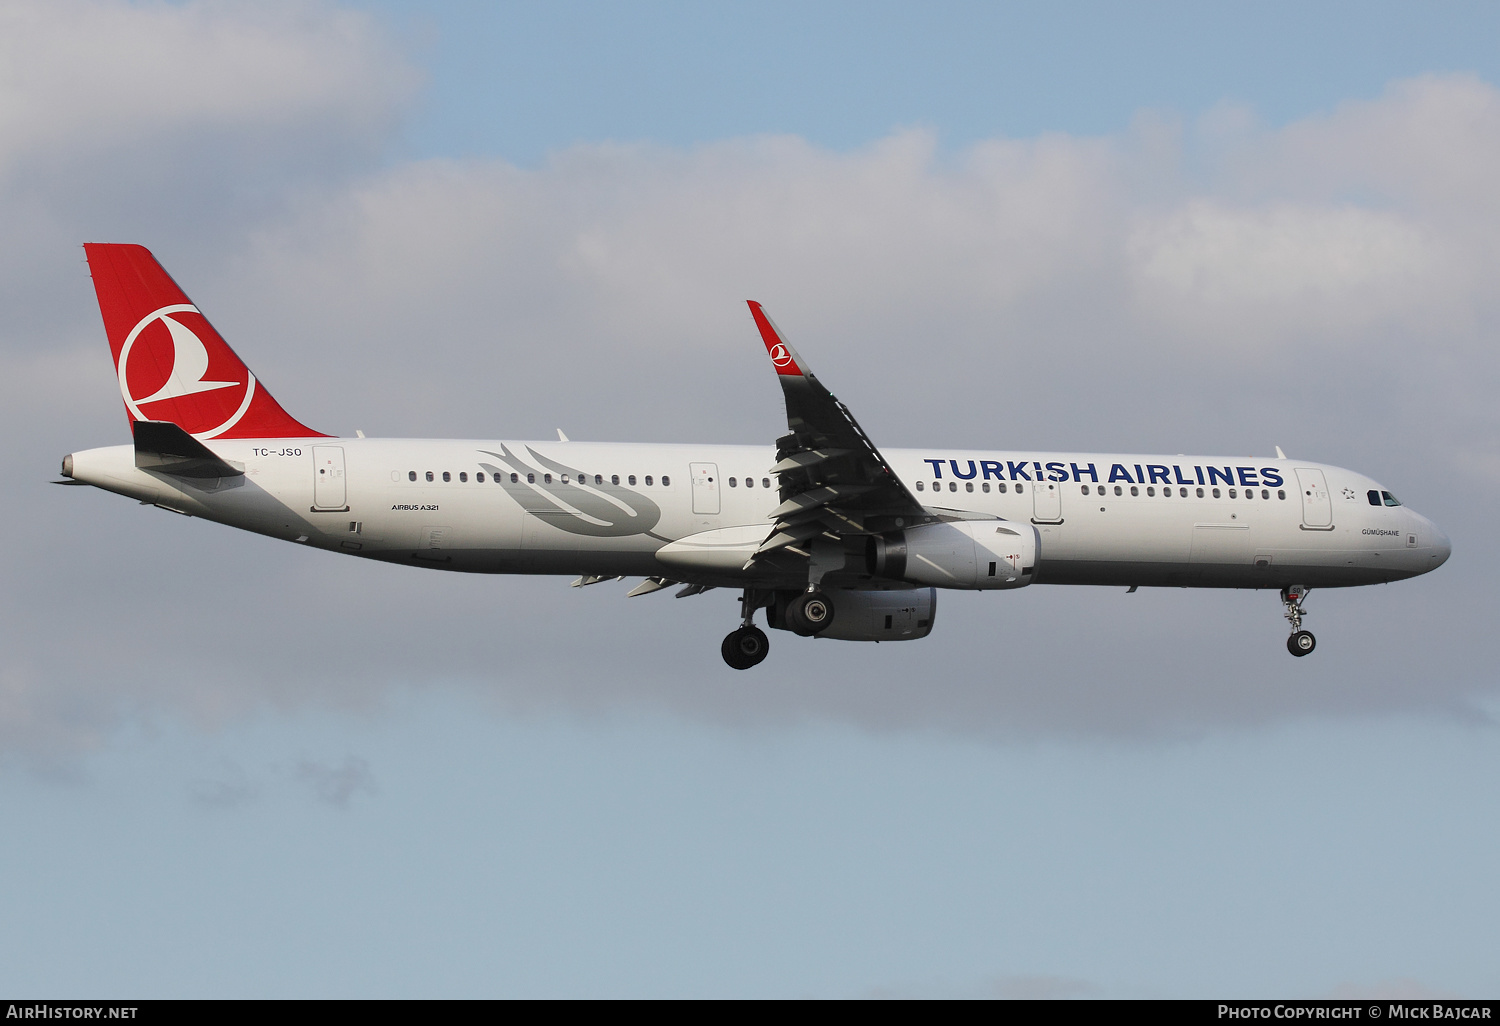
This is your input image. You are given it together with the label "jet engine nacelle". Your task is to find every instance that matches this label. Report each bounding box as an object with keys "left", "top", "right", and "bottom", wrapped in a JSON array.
[
  {"left": 769, "top": 586, "right": 937, "bottom": 642},
  {"left": 867, "top": 521, "right": 1037, "bottom": 589}
]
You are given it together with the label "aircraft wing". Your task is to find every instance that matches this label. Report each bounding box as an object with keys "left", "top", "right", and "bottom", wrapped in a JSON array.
[{"left": 746, "top": 302, "right": 934, "bottom": 561}]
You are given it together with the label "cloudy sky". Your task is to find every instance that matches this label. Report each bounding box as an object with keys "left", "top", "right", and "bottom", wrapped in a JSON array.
[{"left": 2, "top": 0, "right": 1498, "bottom": 997}]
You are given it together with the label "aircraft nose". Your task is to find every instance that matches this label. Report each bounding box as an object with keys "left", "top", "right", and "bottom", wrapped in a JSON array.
[
  {"left": 1416, "top": 516, "right": 1452, "bottom": 573},
  {"left": 1426, "top": 517, "right": 1451, "bottom": 569}
]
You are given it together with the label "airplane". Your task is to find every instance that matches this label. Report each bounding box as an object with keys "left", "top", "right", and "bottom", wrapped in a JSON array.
[{"left": 59, "top": 244, "right": 1451, "bottom": 669}]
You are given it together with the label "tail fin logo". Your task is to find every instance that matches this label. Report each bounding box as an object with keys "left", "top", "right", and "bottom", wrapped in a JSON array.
[{"left": 118, "top": 304, "right": 257, "bottom": 438}]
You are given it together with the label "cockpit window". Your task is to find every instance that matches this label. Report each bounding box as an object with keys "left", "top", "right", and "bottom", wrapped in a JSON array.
[
  {"left": 1367, "top": 490, "right": 1381, "bottom": 506},
  {"left": 1382, "top": 490, "right": 1402, "bottom": 507}
]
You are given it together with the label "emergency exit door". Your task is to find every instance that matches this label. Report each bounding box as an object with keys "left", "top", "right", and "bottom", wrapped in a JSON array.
[
  {"left": 1295, "top": 467, "right": 1332, "bottom": 529},
  {"left": 313, "top": 446, "right": 347, "bottom": 510},
  {"left": 1032, "top": 479, "right": 1062, "bottom": 523},
  {"left": 690, "top": 462, "right": 720, "bottom": 515}
]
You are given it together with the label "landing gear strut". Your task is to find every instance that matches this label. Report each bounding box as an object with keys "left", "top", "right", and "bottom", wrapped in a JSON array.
[
  {"left": 1282, "top": 585, "right": 1316, "bottom": 657},
  {"left": 722, "top": 589, "right": 771, "bottom": 670}
]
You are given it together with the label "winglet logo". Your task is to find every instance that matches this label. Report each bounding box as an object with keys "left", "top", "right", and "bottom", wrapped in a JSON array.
[
  {"left": 118, "top": 304, "right": 256, "bottom": 439},
  {"left": 769, "top": 344, "right": 795, "bottom": 369}
]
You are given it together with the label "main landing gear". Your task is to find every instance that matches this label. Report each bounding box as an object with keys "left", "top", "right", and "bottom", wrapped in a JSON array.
[
  {"left": 720, "top": 587, "right": 839, "bottom": 669},
  {"left": 722, "top": 588, "right": 771, "bottom": 670},
  {"left": 785, "top": 589, "right": 835, "bottom": 637},
  {"left": 1282, "top": 585, "right": 1316, "bottom": 657}
]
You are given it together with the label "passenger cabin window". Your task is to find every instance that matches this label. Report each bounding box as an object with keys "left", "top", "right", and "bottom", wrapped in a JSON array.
[
  {"left": 981, "top": 483, "right": 990, "bottom": 493},
  {"left": 1228, "top": 488, "right": 1237, "bottom": 498},
  {"left": 459, "top": 472, "right": 468, "bottom": 482},
  {"left": 628, "top": 475, "right": 636, "bottom": 485},
  {"left": 408, "top": 471, "right": 417, "bottom": 482},
  {"left": 544, "top": 474, "right": 552, "bottom": 484},
  {"left": 425, "top": 471, "right": 434, "bottom": 482},
  {"left": 526, "top": 473, "right": 534, "bottom": 483},
  {"left": 965, "top": 482, "right": 974, "bottom": 492},
  {"left": 1114, "top": 486, "right": 1122, "bottom": 496},
  {"left": 1129, "top": 486, "right": 1138, "bottom": 496},
  {"left": 1015, "top": 483, "right": 1024, "bottom": 494},
  {"left": 612, "top": 475, "right": 619, "bottom": 485},
  {"left": 998, "top": 483, "right": 1008, "bottom": 493},
  {"left": 729, "top": 477, "right": 737, "bottom": 487},
  {"left": 1081, "top": 485, "right": 1090, "bottom": 495},
  {"left": 442, "top": 472, "right": 451, "bottom": 482},
  {"left": 476, "top": 472, "right": 484, "bottom": 482},
  {"left": 645, "top": 476, "right": 653, "bottom": 486},
  {"left": 744, "top": 477, "right": 753, "bottom": 488},
  {"left": 916, "top": 481, "right": 924, "bottom": 491},
  {"left": 1179, "top": 487, "right": 1188, "bottom": 497},
  {"left": 1146, "top": 487, "right": 1155, "bottom": 496},
  {"left": 1196, "top": 487, "right": 1204, "bottom": 497},
  {"left": 1382, "top": 490, "right": 1402, "bottom": 506},
  {"left": 1278, "top": 490, "right": 1286, "bottom": 500},
  {"left": 1212, "top": 488, "right": 1221, "bottom": 498},
  {"left": 762, "top": 478, "right": 770, "bottom": 489},
  {"left": 662, "top": 476, "right": 671, "bottom": 486},
  {"left": 948, "top": 482, "right": 957, "bottom": 492}
]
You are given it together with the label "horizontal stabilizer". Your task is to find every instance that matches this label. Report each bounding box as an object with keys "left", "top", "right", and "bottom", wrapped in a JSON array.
[{"left": 133, "top": 420, "right": 244, "bottom": 478}]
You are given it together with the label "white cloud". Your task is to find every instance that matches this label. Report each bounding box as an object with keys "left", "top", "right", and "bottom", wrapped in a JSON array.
[{"left": 0, "top": 0, "right": 412, "bottom": 176}]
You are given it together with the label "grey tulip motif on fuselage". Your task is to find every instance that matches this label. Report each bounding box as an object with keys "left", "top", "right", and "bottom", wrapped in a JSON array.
[{"left": 479, "top": 445, "right": 663, "bottom": 537}]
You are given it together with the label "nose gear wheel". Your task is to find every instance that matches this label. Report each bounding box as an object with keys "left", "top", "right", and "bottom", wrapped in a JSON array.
[{"left": 1287, "top": 630, "right": 1316, "bottom": 657}]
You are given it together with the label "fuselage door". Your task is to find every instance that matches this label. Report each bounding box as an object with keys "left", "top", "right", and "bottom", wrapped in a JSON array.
[
  {"left": 1032, "top": 478, "right": 1062, "bottom": 523},
  {"left": 313, "top": 445, "right": 347, "bottom": 510},
  {"left": 1295, "top": 467, "right": 1333, "bottom": 528},
  {"left": 690, "top": 462, "right": 721, "bottom": 515}
]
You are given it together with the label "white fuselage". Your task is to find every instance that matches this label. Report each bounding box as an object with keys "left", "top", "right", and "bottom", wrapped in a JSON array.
[{"left": 66, "top": 438, "right": 1450, "bottom": 590}]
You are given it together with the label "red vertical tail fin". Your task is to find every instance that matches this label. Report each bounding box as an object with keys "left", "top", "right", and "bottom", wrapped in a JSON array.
[{"left": 84, "top": 243, "right": 326, "bottom": 439}]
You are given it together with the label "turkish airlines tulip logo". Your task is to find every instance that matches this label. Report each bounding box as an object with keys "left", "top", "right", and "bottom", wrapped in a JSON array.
[
  {"left": 118, "top": 304, "right": 257, "bottom": 438},
  {"left": 770, "top": 344, "right": 794, "bottom": 368}
]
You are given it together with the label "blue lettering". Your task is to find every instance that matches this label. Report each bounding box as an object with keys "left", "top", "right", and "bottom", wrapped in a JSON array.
[
  {"left": 1147, "top": 465, "right": 1170, "bottom": 485},
  {"left": 1237, "top": 467, "right": 1260, "bottom": 487},
  {"left": 1195, "top": 466, "right": 1205, "bottom": 485},
  {"left": 1206, "top": 466, "right": 1234, "bottom": 487},
  {"left": 951, "top": 459, "right": 977, "bottom": 480},
  {"left": 1108, "top": 464, "right": 1135, "bottom": 484},
  {"left": 1046, "top": 461, "right": 1067, "bottom": 482},
  {"left": 980, "top": 460, "right": 1005, "bottom": 480},
  {"left": 1134, "top": 464, "right": 1145, "bottom": 484},
  {"left": 1071, "top": 462, "right": 1099, "bottom": 482},
  {"left": 1033, "top": 461, "right": 1045, "bottom": 481},
  {"left": 923, "top": 459, "right": 945, "bottom": 478},
  {"left": 1008, "top": 461, "right": 1032, "bottom": 481},
  {"left": 1173, "top": 465, "right": 1193, "bottom": 485},
  {"left": 1260, "top": 467, "right": 1284, "bottom": 487}
]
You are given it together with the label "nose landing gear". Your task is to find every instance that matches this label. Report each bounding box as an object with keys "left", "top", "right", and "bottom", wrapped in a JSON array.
[{"left": 1282, "top": 585, "right": 1315, "bottom": 657}]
